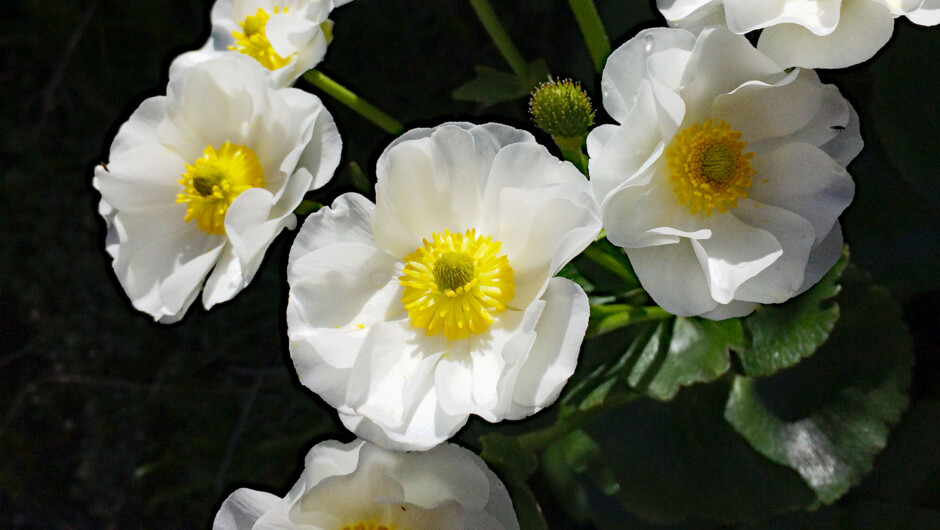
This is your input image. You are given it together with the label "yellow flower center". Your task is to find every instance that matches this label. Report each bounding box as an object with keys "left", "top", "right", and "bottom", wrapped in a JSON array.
[
  {"left": 666, "top": 119, "right": 756, "bottom": 216},
  {"left": 230, "top": 7, "right": 292, "bottom": 70},
  {"left": 399, "top": 229, "right": 514, "bottom": 340},
  {"left": 340, "top": 523, "right": 393, "bottom": 530},
  {"left": 176, "top": 142, "right": 265, "bottom": 235}
]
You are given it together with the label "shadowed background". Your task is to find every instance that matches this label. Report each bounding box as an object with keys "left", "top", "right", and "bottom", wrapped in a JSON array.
[{"left": 2, "top": 0, "right": 939, "bottom": 528}]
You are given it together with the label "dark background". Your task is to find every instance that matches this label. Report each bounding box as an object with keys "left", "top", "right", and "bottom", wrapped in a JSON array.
[{"left": 2, "top": 0, "right": 939, "bottom": 528}]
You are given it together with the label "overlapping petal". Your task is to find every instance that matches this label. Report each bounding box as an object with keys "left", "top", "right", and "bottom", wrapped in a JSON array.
[
  {"left": 94, "top": 54, "right": 340, "bottom": 322},
  {"left": 590, "top": 27, "right": 859, "bottom": 319},
  {"left": 213, "top": 440, "right": 519, "bottom": 529},
  {"left": 288, "top": 122, "right": 601, "bottom": 450}
]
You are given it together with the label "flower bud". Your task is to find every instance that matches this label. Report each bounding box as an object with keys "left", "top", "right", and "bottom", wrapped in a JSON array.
[{"left": 529, "top": 79, "right": 595, "bottom": 139}]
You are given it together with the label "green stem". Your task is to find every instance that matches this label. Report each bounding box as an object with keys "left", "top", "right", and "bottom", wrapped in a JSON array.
[
  {"left": 567, "top": 0, "right": 610, "bottom": 73},
  {"left": 552, "top": 134, "right": 589, "bottom": 175},
  {"left": 303, "top": 70, "right": 404, "bottom": 135},
  {"left": 516, "top": 392, "right": 638, "bottom": 451},
  {"left": 468, "top": 0, "right": 529, "bottom": 78}
]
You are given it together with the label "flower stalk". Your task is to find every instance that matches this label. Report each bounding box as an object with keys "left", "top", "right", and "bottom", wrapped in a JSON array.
[
  {"left": 468, "top": 0, "right": 529, "bottom": 78},
  {"left": 568, "top": 0, "right": 610, "bottom": 73},
  {"left": 303, "top": 69, "right": 405, "bottom": 135},
  {"left": 515, "top": 391, "right": 638, "bottom": 452}
]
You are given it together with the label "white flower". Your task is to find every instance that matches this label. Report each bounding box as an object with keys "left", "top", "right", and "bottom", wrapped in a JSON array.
[
  {"left": 588, "top": 27, "right": 860, "bottom": 319},
  {"left": 287, "top": 123, "right": 601, "bottom": 450},
  {"left": 93, "top": 54, "right": 341, "bottom": 323},
  {"left": 171, "top": 0, "right": 353, "bottom": 87},
  {"left": 213, "top": 439, "right": 519, "bottom": 530},
  {"left": 657, "top": 0, "right": 940, "bottom": 68}
]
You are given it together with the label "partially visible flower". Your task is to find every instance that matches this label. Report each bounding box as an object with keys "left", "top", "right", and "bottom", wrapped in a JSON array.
[
  {"left": 213, "top": 439, "right": 520, "bottom": 529},
  {"left": 93, "top": 54, "right": 341, "bottom": 322},
  {"left": 657, "top": 0, "right": 940, "bottom": 68},
  {"left": 588, "top": 27, "right": 860, "bottom": 319},
  {"left": 287, "top": 123, "right": 601, "bottom": 450},
  {"left": 171, "top": 0, "right": 354, "bottom": 87}
]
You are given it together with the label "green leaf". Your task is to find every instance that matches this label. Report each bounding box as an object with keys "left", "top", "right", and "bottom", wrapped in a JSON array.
[
  {"left": 725, "top": 266, "right": 914, "bottom": 504},
  {"left": 570, "top": 379, "right": 816, "bottom": 525},
  {"left": 294, "top": 199, "right": 322, "bottom": 215},
  {"left": 452, "top": 60, "right": 551, "bottom": 106},
  {"left": 586, "top": 303, "right": 670, "bottom": 337},
  {"left": 623, "top": 317, "right": 743, "bottom": 400},
  {"left": 479, "top": 433, "right": 547, "bottom": 530},
  {"left": 737, "top": 248, "right": 848, "bottom": 377},
  {"left": 540, "top": 429, "right": 619, "bottom": 523}
]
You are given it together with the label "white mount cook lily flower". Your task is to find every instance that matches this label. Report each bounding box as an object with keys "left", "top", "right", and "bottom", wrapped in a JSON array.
[
  {"left": 588, "top": 27, "right": 860, "bottom": 319},
  {"left": 287, "top": 122, "right": 601, "bottom": 450},
  {"left": 172, "top": 0, "right": 355, "bottom": 87},
  {"left": 213, "top": 439, "right": 520, "bottom": 529},
  {"left": 94, "top": 54, "right": 341, "bottom": 323},
  {"left": 657, "top": 0, "right": 940, "bottom": 68}
]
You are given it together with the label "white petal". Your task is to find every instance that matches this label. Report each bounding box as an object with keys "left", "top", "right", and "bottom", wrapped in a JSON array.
[
  {"left": 818, "top": 101, "right": 864, "bottom": 166},
  {"left": 724, "top": 0, "right": 842, "bottom": 34},
  {"left": 288, "top": 192, "right": 377, "bottom": 263},
  {"left": 602, "top": 175, "right": 712, "bottom": 248},
  {"left": 699, "top": 300, "right": 759, "bottom": 319},
  {"left": 94, "top": 144, "right": 186, "bottom": 211},
  {"left": 691, "top": 212, "right": 784, "bottom": 304},
  {"left": 658, "top": 0, "right": 719, "bottom": 23},
  {"left": 728, "top": 199, "right": 816, "bottom": 303},
  {"left": 757, "top": 0, "right": 895, "bottom": 68},
  {"left": 797, "top": 221, "right": 844, "bottom": 295},
  {"left": 109, "top": 208, "right": 224, "bottom": 320},
  {"left": 293, "top": 97, "right": 342, "bottom": 190},
  {"left": 679, "top": 26, "right": 785, "bottom": 124},
  {"left": 480, "top": 143, "right": 601, "bottom": 307},
  {"left": 265, "top": 13, "right": 318, "bottom": 57},
  {"left": 906, "top": 0, "right": 940, "bottom": 25},
  {"left": 589, "top": 81, "right": 665, "bottom": 203},
  {"left": 391, "top": 443, "right": 493, "bottom": 509},
  {"left": 748, "top": 142, "right": 854, "bottom": 246},
  {"left": 300, "top": 439, "right": 364, "bottom": 489},
  {"left": 340, "top": 385, "right": 468, "bottom": 452},
  {"left": 347, "top": 321, "right": 447, "bottom": 430},
  {"left": 213, "top": 488, "right": 283, "bottom": 530},
  {"left": 627, "top": 241, "right": 719, "bottom": 316},
  {"left": 372, "top": 126, "right": 485, "bottom": 258},
  {"left": 600, "top": 28, "right": 696, "bottom": 123},
  {"left": 512, "top": 278, "right": 588, "bottom": 410}
]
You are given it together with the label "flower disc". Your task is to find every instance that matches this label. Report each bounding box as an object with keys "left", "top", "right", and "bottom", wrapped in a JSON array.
[
  {"left": 231, "top": 7, "right": 292, "bottom": 70},
  {"left": 399, "top": 229, "right": 514, "bottom": 340},
  {"left": 177, "top": 141, "right": 265, "bottom": 234},
  {"left": 666, "top": 119, "right": 755, "bottom": 216}
]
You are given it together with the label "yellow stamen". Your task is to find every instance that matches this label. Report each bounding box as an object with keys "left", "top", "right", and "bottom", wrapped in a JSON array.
[
  {"left": 176, "top": 142, "right": 265, "bottom": 235},
  {"left": 400, "top": 229, "right": 514, "bottom": 340},
  {"left": 230, "top": 6, "right": 292, "bottom": 71},
  {"left": 666, "top": 119, "right": 756, "bottom": 216},
  {"left": 340, "top": 523, "right": 394, "bottom": 530}
]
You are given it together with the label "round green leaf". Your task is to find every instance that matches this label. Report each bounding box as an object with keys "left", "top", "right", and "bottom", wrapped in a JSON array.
[
  {"left": 725, "top": 268, "right": 914, "bottom": 504},
  {"left": 576, "top": 379, "right": 816, "bottom": 525},
  {"left": 624, "top": 317, "right": 743, "bottom": 400},
  {"left": 737, "top": 248, "right": 848, "bottom": 377}
]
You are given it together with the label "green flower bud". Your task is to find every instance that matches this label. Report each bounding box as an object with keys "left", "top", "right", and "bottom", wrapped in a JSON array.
[{"left": 529, "top": 79, "right": 595, "bottom": 139}]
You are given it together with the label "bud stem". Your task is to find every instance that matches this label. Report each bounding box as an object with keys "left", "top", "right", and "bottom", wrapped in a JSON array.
[
  {"left": 302, "top": 69, "right": 405, "bottom": 135},
  {"left": 468, "top": 0, "right": 529, "bottom": 78},
  {"left": 553, "top": 134, "right": 589, "bottom": 175},
  {"left": 568, "top": 0, "right": 610, "bottom": 73}
]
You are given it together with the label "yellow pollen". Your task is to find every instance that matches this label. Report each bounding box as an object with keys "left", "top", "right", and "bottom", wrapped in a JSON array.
[
  {"left": 399, "top": 229, "right": 514, "bottom": 340},
  {"left": 176, "top": 142, "right": 265, "bottom": 235},
  {"left": 666, "top": 119, "right": 756, "bottom": 216},
  {"left": 340, "top": 523, "right": 393, "bottom": 530},
  {"left": 230, "top": 7, "right": 292, "bottom": 70}
]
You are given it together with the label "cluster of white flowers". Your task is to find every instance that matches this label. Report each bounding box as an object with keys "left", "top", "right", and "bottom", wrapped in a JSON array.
[{"left": 93, "top": 0, "right": 928, "bottom": 525}]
